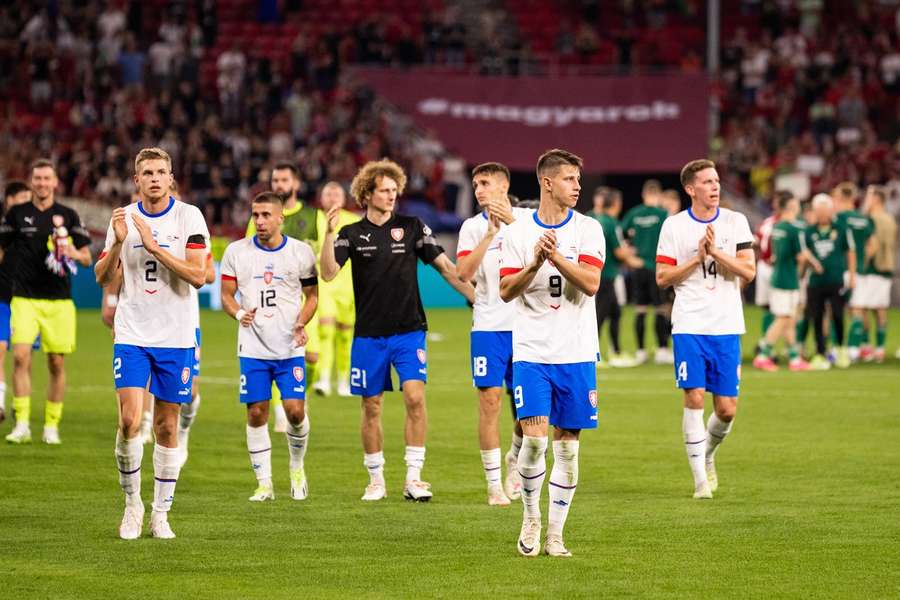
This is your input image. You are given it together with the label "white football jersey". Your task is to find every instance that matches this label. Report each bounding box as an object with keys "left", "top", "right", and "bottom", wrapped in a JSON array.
[
  {"left": 656, "top": 207, "right": 754, "bottom": 335},
  {"left": 220, "top": 236, "right": 318, "bottom": 360},
  {"left": 457, "top": 206, "right": 533, "bottom": 332},
  {"left": 500, "top": 209, "right": 605, "bottom": 364},
  {"left": 103, "top": 198, "right": 210, "bottom": 348}
]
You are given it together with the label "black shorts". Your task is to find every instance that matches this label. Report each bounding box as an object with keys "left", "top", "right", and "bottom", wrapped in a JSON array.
[
  {"left": 594, "top": 278, "right": 620, "bottom": 325},
  {"left": 632, "top": 267, "right": 663, "bottom": 306}
]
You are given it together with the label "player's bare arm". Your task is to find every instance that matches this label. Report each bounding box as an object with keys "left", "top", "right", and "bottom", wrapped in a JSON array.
[
  {"left": 221, "top": 277, "right": 257, "bottom": 326},
  {"left": 95, "top": 207, "right": 129, "bottom": 285},
  {"left": 293, "top": 283, "right": 318, "bottom": 348},
  {"left": 705, "top": 226, "right": 756, "bottom": 283},
  {"left": 616, "top": 245, "right": 644, "bottom": 269},
  {"left": 204, "top": 253, "right": 216, "bottom": 284},
  {"left": 432, "top": 253, "right": 475, "bottom": 304},
  {"left": 543, "top": 232, "right": 602, "bottom": 296},
  {"left": 319, "top": 206, "right": 341, "bottom": 282},
  {"left": 845, "top": 247, "right": 856, "bottom": 289},
  {"left": 499, "top": 238, "right": 549, "bottom": 302},
  {"left": 457, "top": 214, "right": 500, "bottom": 281},
  {"left": 656, "top": 235, "right": 704, "bottom": 288},
  {"left": 131, "top": 214, "right": 207, "bottom": 288}
]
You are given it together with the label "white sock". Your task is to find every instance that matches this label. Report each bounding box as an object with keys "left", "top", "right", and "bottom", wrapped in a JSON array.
[
  {"left": 517, "top": 435, "right": 548, "bottom": 520},
  {"left": 706, "top": 413, "right": 733, "bottom": 460},
  {"left": 286, "top": 415, "right": 310, "bottom": 471},
  {"left": 179, "top": 394, "right": 201, "bottom": 431},
  {"left": 508, "top": 432, "right": 523, "bottom": 461},
  {"left": 151, "top": 443, "right": 181, "bottom": 513},
  {"left": 405, "top": 445, "right": 426, "bottom": 482},
  {"left": 141, "top": 410, "right": 153, "bottom": 431},
  {"left": 480, "top": 448, "right": 502, "bottom": 487},
  {"left": 246, "top": 424, "right": 272, "bottom": 488},
  {"left": 364, "top": 451, "right": 385, "bottom": 486},
  {"left": 273, "top": 403, "right": 287, "bottom": 422},
  {"left": 0, "top": 382, "right": 6, "bottom": 414},
  {"left": 547, "top": 440, "right": 579, "bottom": 538},
  {"left": 115, "top": 430, "right": 143, "bottom": 508},
  {"left": 683, "top": 408, "right": 708, "bottom": 487}
]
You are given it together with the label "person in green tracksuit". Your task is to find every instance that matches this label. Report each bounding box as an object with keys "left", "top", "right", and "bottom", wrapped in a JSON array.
[
  {"left": 587, "top": 187, "right": 642, "bottom": 367},
  {"left": 621, "top": 179, "right": 671, "bottom": 364},
  {"left": 753, "top": 191, "right": 809, "bottom": 371},
  {"left": 804, "top": 193, "right": 856, "bottom": 369}
]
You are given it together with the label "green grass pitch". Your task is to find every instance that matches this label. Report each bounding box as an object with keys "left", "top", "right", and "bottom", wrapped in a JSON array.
[{"left": 1, "top": 307, "right": 898, "bottom": 599}]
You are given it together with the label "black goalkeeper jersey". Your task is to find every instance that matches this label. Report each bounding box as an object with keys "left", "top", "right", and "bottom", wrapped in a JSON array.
[
  {"left": 334, "top": 213, "right": 444, "bottom": 338},
  {"left": 0, "top": 201, "right": 91, "bottom": 300}
]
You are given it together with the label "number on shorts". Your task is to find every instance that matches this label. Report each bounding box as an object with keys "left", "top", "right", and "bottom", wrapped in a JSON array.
[
  {"left": 549, "top": 274, "right": 562, "bottom": 298},
  {"left": 351, "top": 368, "right": 367, "bottom": 389},
  {"left": 239, "top": 374, "right": 247, "bottom": 395},
  {"left": 514, "top": 385, "right": 524, "bottom": 409},
  {"left": 677, "top": 361, "right": 688, "bottom": 382},
  {"left": 145, "top": 259, "right": 158, "bottom": 282},
  {"left": 473, "top": 356, "right": 487, "bottom": 377},
  {"left": 113, "top": 357, "right": 122, "bottom": 380}
]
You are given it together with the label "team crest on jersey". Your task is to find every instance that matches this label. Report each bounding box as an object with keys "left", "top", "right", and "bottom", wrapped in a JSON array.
[
  {"left": 293, "top": 366, "right": 305, "bottom": 382},
  {"left": 588, "top": 390, "right": 598, "bottom": 408},
  {"left": 181, "top": 368, "right": 190, "bottom": 385},
  {"left": 52, "top": 214, "right": 64, "bottom": 227},
  {"left": 391, "top": 228, "right": 404, "bottom": 242},
  {"left": 417, "top": 349, "right": 426, "bottom": 364},
  {"left": 264, "top": 262, "right": 274, "bottom": 284}
]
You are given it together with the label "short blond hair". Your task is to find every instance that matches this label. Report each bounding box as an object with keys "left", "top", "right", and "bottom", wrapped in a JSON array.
[
  {"left": 134, "top": 147, "right": 173, "bottom": 174},
  {"left": 349, "top": 159, "right": 407, "bottom": 208}
]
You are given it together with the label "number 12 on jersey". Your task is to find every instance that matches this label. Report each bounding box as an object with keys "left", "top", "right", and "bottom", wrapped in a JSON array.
[{"left": 259, "top": 289, "right": 276, "bottom": 307}]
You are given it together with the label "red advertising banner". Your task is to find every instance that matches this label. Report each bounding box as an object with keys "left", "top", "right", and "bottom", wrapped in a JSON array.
[{"left": 353, "top": 68, "right": 709, "bottom": 173}]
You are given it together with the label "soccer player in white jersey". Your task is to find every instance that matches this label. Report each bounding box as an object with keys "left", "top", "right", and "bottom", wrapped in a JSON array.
[
  {"left": 499, "top": 149, "right": 605, "bottom": 558},
  {"left": 457, "top": 162, "right": 529, "bottom": 506},
  {"left": 95, "top": 147, "right": 210, "bottom": 539},
  {"left": 221, "top": 192, "right": 319, "bottom": 501},
  {"left": 655, "top": 159, "right": 756, "bottom": 499}
]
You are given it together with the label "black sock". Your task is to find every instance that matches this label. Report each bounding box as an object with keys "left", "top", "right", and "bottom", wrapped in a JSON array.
[
  {"left": 655, "top": 313, "right": 671, "bottom": 348},
  {"left": 635, "top": 313, "right": 646, "bottom": 350}
]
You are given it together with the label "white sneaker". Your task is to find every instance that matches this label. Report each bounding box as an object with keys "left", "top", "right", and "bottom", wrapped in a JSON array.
[
  {"left": 42, "top": 425, "right": 61, "bottom": 445},
  {"left": 487, "top": 485, "right": 510, "bottom": 506},
  {"left": 6, "top": 422, "right": 31, "bottom": 444},
  {"left": 706, "top": 457, "right": 718, "bottom": 493},
  {"left": 119, "top": 503, "right": 145, "bottom": 540},
  {"left": 149, "top": 511, "right": 175, "bottom": 539},
  {"left": 177, "top": 427, "right": 190, "bottom": 469},
  {"left": 544, "top": 535, "right": 572, "bottom": 557},
  {"left": 693, "top": 481, "right": 713, "bottom": 499},
  {"left": 312, "top": 380, "right": 331, "bottom": 396},
  {"left": 290, "top": 468, "right": 308, "bottom": 500},
  {"left": 361, "top": 482, "right": 387, "bottom": 501},
  {"left": 403, "top": 480, "right": 433, "bottom": 502},
  {"left": 608, "top": 353, "right": 639, "bottom": 368},
  {"left": 517, "top": 518, "right": 542, "bottom": 557},
  {"left": 337, "top": 379, "right": 352, "bottom": 397},
  {"left": 249, "top": 484, "right": 275, "bottom": 502},
  {"left": 503, "top": 451, "right": 521, "bottom": 500},
  {"left": 654, "top": 347, "right": 674, "bottom": 364},
  {"left": 634, "top": 349, "right": 648, "bottom": 365},
  {"left": 273, "top": 405, "right": 288, "bottom": 433}
]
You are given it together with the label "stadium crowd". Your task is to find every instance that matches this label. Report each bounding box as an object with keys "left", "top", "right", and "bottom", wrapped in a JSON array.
[{"left": 0, "top": 1, "right": 898, "bottom": 229}]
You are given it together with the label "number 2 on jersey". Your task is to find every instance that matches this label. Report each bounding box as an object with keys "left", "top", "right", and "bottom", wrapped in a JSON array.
[{"left": 145, "top": 259, "right": 158, "bottom": 282}]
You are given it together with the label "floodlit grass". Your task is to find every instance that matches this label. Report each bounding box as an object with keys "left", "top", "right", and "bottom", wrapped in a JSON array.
[{"left": 1, "top": 307, "right": 898, "bottom": 599}]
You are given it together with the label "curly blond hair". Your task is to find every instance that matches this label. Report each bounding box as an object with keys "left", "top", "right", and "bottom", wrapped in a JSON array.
[{"left": 349, "top": 159, "right": 407, "bottom": 208}]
